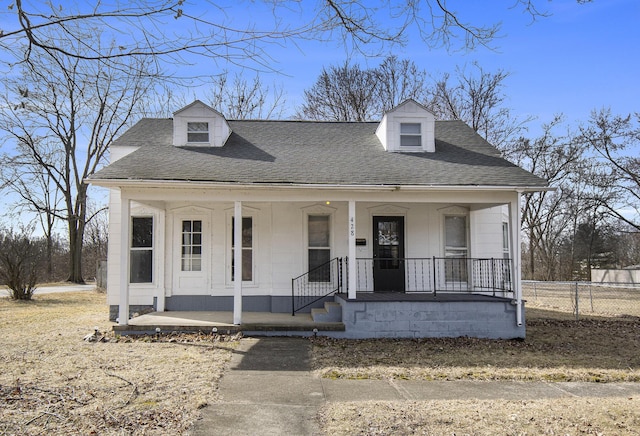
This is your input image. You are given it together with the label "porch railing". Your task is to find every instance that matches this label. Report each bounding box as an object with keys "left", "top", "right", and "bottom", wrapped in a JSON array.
[
  {"left": 291, "top": 257, "right": 343, "bottom": 315},
  {"left": 354, "top": 257, "right": 513, "bottom": 295}
]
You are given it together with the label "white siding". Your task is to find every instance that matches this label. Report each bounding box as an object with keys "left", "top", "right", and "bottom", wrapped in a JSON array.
[
  {"left": 172, "top": 101, "right": 230, "bottom": 147},
  {"left": 107, "top": 197, "right": 513, "bottom": 305}
]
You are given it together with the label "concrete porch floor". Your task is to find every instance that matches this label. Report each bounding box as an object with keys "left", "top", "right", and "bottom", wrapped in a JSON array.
[{"left": 112, "top": 311, "right": 345, "bottom": 336}]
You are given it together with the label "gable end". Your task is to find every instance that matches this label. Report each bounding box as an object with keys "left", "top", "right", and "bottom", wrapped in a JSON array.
[{"left": 172, "top": 100, "right": 231, "bottom": 147}]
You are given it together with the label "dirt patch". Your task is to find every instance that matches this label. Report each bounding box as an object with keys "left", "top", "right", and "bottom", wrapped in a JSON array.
[{"left": 0, "top": 291, "right": 238, "bottom": 435}]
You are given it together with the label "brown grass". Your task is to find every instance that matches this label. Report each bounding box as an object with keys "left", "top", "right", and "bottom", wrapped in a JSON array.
[
  {"left": 313, "top": 307, "right": 640, "bottom": 435},
  {"left": 311, "top": 308, "right": 640, "bottom": 382},
  {"left": 319, "top": 398, "right": 640, "bottom": 435},
  {"left": 0, "top": 291, "right": 237, "bottom": 435},
  {"left": 2, "top": 292, "right": 640, "bottom": 435}
]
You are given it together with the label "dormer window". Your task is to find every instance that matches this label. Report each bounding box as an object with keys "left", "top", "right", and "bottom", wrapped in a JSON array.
[
  {"left": 400, "top": 123, "right": 421, "bottom": 147},
  {"left": 187, "top": 122, "right": 209, "bottom": 143}
]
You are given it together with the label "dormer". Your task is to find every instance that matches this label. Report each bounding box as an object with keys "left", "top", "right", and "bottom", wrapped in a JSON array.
[
  {"left": 172, "top": 100, "right": 231, "bottom": 147},
  {"left": 375, "top": 99, "right": 435, "bottom": 153}
]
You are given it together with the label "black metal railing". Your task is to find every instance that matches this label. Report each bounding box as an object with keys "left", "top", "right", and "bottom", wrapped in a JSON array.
[
  {"left": 354, "top": 257, "right": 513, "bottom": 295},
  {"left": 291, "top": 257, "right": 343, "bottom": 315}
]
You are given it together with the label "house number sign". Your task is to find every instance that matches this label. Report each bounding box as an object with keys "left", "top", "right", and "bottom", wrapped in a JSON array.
[{"left": 350, "top": 216, "right": 355, "bottom": 237}]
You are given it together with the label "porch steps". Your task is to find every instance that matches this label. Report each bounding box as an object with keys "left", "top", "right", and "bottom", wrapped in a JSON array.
[{"left": 311, "top": 301, "right": 342, "bottom": 323}]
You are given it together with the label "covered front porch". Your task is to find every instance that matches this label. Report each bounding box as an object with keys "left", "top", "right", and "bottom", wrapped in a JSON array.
[
  {"left": 108, "top": 184, "right": 525, "bottom": 338},
  {"left": 114, "top": 292, "right": 522, "bottom": 339}
]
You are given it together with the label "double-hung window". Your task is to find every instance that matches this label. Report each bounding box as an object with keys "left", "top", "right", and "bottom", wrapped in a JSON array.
[
  {"left": 444, "top": 215, "right": 468, "bottom": 283},
  {"left": 187, "top": 122, "right": 209, "bottom": 143},
  {"left": 308, "top": 215, "right": 330, "bottom": 282},
  {"left": 400, "top": 123, "right": 421, "bottom": 147},
  {"left": 130, "top": 217, "right": 153, "bottom": 283},
  {"left": 231, "top": 217, "right": 253, "bottom": 281}
]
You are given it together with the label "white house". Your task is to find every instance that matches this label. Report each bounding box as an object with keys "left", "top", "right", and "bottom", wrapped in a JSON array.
[{"left": 88, "top": 99, "right": 548, "bottom": 339}]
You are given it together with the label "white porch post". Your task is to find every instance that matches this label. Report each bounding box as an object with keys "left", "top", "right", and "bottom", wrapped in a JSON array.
[
  {"left": 233, "top": 201, "right": 243, "bottom": 324},
  {"left": 509, "top": 191, "right": 523, "bottom": 326},
  {"left": 348, "top": 200, "right": 357, "bottom": 299},
  {"left": 118, "top": 194, "right": 130, "bottom": 326},
  {"left": 155, "top": 208, "right": 166, "bottom": 312}
]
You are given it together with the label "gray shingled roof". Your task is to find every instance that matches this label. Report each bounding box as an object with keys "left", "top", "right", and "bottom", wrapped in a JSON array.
[{"left": 90, "top": 118, "right": 547, "bottom": 187}]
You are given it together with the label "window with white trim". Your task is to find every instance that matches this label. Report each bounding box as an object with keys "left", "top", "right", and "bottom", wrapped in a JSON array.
[
  {"left": 400, "top": 123, "right": 421, "bottom": 147},
  {"left": 181, "top": 220, "right": 202, "bottom": 271},
  {"left": 502, "top": 222, "right": 510, "bottom": 259},
  {"left": 308, "top": 215, "right": 331, "bottom": 282},
  {"left": 130, "top": 217, "right": 153, "bottom": 283},
  {"left": 231, "top": 217, "right": 253, "bottom": 281},
  {"left": 444, "top": 215, "right": 468, "bottom": 282},
  {"left": 187, "top": 122, "right": 209, "bottom": 143}
]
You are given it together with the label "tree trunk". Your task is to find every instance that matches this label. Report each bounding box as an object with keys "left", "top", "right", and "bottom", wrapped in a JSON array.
[
  {"left": 67, "top": 187, "right": 88, "bottom": 284},
  {"left": 67, "top": 217, "right": 85, "bottom": 283}
]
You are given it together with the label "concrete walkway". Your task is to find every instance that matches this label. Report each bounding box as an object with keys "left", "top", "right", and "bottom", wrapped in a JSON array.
[
  {"left": 0, "top": 282, "right": 95, "bottom": 297},
  {"left": 192, "top": 337, "right": 640, "bottom": 436}
]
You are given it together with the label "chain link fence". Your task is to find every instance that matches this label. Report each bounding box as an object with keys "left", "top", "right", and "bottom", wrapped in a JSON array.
[{"left": 522, "top": 281, "right": 640, "bottom": 319}]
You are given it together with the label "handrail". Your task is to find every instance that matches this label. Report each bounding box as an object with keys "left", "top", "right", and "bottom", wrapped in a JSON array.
[
  {"left": 291, "top": 257, "right": 343, "bottom": 315},
  {"left": 354, "top": 257, "right": 513, "bottom": 294}
]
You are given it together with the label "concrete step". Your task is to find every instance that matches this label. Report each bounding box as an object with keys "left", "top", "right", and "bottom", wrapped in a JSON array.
[{"left": 311, "top": 301, "right": 342, "bottom": 323}]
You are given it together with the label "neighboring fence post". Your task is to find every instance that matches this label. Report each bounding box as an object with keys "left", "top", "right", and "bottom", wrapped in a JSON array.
[{"left": 574, "top": 282, "right": 579, "bottom": 320}]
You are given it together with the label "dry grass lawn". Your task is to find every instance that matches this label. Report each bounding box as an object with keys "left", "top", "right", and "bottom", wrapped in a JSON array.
[
  {"left": 311, "top": 308, "right": 640, "bottom": 382},
  {"left": 319, "top": 398, "right": 640, "bottom": 435},
  {"left": 2, "top": 291, "right": 640, "bottom": 435},
  {"left": 313, "top": 308, "right": 640, "bottom": 435},
  {"left": 0, "top": 290, "right": 238, "bottom": 435}
]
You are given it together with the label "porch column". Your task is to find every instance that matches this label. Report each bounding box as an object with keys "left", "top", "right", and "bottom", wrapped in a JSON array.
[
  {"left": 118, "top": 193, "right": 130, "bottom": 326},
  {"left": 233, "top": 201, "right": 243, "bottom": 324},
  {"left": 509, "top": 191, "right": 523, "bottom": 326},
  {"left": 155, "top": 208, "right": 166, "bottom": 312},
  {"left": 348, "top": 200, "right": 357, "bottom": 299}
]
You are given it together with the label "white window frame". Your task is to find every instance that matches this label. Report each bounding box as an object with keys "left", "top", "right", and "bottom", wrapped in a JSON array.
[
  {"left": 187, "top": 121, "right": 209, "bottom": 143},
  {"left": 400, "top": 122, "right": 422, "bottom": 148},
  {"left": 307, "top": 214, "right": 332, "bottom": 282},
  {"left": 502, "top": 222, "right": 510, "bottom": 259},
  {"left": 443, "top": 213, "right": 470, "bottom": 286},
  {"left": 181, "top": 219, "right": 203, "bottom": 272},
  {"left": 226, "top": 213, "right": 256, "bottom": 285},
  {"left": 130, "top": 216, "right": 154, "bottom": 284}
]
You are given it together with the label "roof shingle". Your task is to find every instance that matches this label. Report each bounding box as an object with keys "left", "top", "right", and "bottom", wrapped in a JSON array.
[{"left": 92, "top": 119, "right": 547, "bottom": 187}]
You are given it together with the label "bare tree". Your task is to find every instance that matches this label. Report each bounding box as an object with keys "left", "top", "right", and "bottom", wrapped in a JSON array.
[
  {"left": 0, "top": 31, "right": 155, "bottom": 283},
  {"left": 207, "top": 72, "right": 287, "bottom": 120},
  {"left": 296, "top": 61, "right": 380, "bottom": 121},
  {"left": 297, "top": 56, "right": 430, "bottom": 121},
  {"left": 0, "top": 1, "right": 571, "bottom": 68},
  {"left": 508, "top": 116, "right": 586, "bottom": 280},
  {"left": 429, "top": 63, "right": 532, "bottom": 150},
  {"left": 0, "top": 164, "right": 63, "bottom": 282},
  {"left": 578, "top": 109, "right": 640, "bottom": 231},
  {"left": 374, "top": 55, "right": 430, "bottom": 113}
]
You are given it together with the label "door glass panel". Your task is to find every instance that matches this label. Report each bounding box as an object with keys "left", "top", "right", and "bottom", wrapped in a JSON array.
[
  {"left": 377, "top": 220, "right": 400, "bottom": 269},
  {"left": 181, "top": 219, "right": 202, "bottom": 272}
]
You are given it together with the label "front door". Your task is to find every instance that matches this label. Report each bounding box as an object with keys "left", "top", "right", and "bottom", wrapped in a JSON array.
[
  {"left": 373, "top": 216, "right": 405, "bottom": 292},
  {"left": 174, "top": 217, "right": 208, "bottom": 294}
]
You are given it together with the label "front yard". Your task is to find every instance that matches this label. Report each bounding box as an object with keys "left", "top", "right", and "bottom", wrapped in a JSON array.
[
  {"left": 0, "top": 291, "right": 237, "bottom": 435},
  {"left": 1, "top": 291, "right": 639, "bottom": 435}
]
